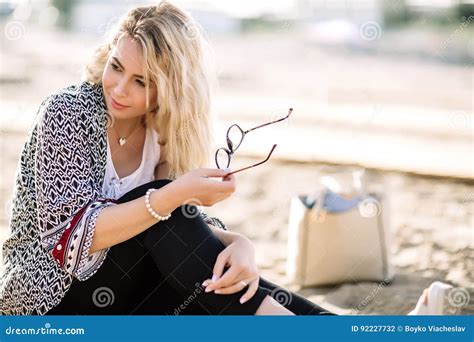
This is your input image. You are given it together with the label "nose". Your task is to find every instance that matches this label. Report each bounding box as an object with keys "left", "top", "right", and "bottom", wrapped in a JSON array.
[{"left": 114, "top": 78, "right": 128, "bottom": 98}]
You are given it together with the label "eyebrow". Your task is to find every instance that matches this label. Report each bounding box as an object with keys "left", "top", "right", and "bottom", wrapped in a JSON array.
[{"left": 111, "top": 56, "right": 144, "bottom": 80}]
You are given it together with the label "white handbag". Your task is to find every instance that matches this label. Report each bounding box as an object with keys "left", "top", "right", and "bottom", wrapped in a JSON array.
[{"left": 286, "top": 169, "right": 394, "bottom": 287}]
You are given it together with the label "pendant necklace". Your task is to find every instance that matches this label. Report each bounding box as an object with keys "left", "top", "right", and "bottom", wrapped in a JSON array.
[{"left": 112, "top": 119, "right": 142, "bottom": 146}]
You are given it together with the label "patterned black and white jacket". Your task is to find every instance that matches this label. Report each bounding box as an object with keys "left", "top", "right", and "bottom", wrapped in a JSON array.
[{"left": 0, "top": 81, "right": 227, "bottom": 315}]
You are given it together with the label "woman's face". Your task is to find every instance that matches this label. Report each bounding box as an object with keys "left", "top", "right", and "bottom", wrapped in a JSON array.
[{"left": 102, "top": 35, "right": 157, "bottom": 122}]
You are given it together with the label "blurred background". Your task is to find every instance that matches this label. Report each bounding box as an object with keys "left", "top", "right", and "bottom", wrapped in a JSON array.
[{"left": 0, "top": 0, "right": 472, "bottom": 314}]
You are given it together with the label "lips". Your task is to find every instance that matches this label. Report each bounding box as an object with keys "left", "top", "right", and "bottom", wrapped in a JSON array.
[{"left": 111, "top": 96, "right": 129, "bottom": 109}]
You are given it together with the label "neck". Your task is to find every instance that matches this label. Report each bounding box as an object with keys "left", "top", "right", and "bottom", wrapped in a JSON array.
[{"left": 111, "top": 116, "right": 144, "bottom": 135}]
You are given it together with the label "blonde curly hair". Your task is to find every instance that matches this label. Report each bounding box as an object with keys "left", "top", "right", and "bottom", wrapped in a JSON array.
[{"left": 82, "top": 1, "right": 217, "bottom": 179}]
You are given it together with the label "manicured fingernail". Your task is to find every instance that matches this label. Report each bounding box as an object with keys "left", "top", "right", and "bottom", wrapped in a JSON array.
[
  {"left": 211, "top": 274, "right": 219, "bottom": 282},
  {"left": 215, "top": 290, "right": 221, "bottom": 294},
  {"left": 240, "top": 297, "right": 247, "bottom": 304},
  {"left": 202, "top": 281, "right": 209, "bottom": 287},
  {"left": 205, "top": 287, "right": 212, "bottom": 293}
]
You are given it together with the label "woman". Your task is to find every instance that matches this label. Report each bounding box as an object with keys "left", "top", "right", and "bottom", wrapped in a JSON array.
[{"left": 0, "top": 2, "right": 448, "bottom": 315}]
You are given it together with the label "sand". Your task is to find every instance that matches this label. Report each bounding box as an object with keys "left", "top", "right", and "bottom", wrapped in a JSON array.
[{"left": 1, "top": 130, "right": 472, "bottom": 314}]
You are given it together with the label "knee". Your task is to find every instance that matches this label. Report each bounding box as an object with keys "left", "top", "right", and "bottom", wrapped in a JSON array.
[
  {"left": 117, "top": 179, "right": 174, "bottom": 203},
  {"left": 150, "top": 179, "right": 173, "bottom": 188}
]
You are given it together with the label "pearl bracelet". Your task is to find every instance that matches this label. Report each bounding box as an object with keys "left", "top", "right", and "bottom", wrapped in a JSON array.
[{"left": 145, "top": 188, "right": 172, "bottom": 221}]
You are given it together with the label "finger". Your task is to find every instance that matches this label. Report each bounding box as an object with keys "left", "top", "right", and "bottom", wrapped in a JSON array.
[
  {"left": 204, "top": 174, "right": 235, "bottom": 192},
  {"left": 211, "top": 249, "right": 230, "bottom": 282},
  {"left": 219, "top": 175, "right": 236, "bottom": 192},
  {"left": 213, "top": 277, "right": 254, "bottom": 295},
  {"left": 223, "top": 172, "right": 235, "bottom": 182},
  {"left": 240, "top": 278, "right": 259, "bottom": 304},
  {"left": 222, "top": 172, "right": 235, "bottom": 182},
  {"left": 201, "top": 278, "right": 212, "bottom": 287},
  {"left": 206, "top": 267, "right": 241, "bottom": 292},
  {"left": 200, "top": 168, "right": 231, "bottom": 178}
]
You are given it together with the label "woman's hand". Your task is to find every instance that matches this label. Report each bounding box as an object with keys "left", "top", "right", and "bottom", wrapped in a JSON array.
[
  {"left": 171, "top": 168, "right": 236, "bottom": 207},
  {"left": 202, "top": 235, "right": 260, "bottom": 304}
]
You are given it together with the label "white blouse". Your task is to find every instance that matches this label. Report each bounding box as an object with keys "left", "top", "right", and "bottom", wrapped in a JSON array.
[{"left": 102, "top": 125, "right": 161, "bottom": 200}]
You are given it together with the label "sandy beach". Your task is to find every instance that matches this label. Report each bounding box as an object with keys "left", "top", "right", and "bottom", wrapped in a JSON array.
[
  {"left": 1, "top": 129, "right": 472, "bottom": 314},
  {"left": 0, "top": 18, "right": 472, "bottom": 315}
]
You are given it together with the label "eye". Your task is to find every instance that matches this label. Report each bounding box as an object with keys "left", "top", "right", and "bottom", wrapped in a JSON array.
[
  {"left": 111, "top": 63, "right": 120, "bottom": 71},
  {"left": 136, "top": 79, "right": 145, "bottom": 87}
]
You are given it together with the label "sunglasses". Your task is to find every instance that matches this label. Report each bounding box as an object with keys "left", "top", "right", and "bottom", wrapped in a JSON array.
[{"left": 215, "top": 108, "right": 293, "bottom": 177}]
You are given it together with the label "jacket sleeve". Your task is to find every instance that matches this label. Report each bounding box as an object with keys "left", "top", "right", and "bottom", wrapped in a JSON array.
[
  {"left": 200, "top": 210, "right": 228, "bottom": 231},
  {"left": 34, "top": 92, "right": 117, "bottom": 281}
]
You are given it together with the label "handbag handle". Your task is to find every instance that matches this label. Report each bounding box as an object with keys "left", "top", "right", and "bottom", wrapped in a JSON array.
[{"left": 307, "top": 187, "right": 327, "bottom": 222}]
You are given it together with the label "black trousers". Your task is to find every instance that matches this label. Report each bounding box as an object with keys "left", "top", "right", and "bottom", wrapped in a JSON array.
[{"left": 46, "top": 179, "right": 335, "bottom": 315}]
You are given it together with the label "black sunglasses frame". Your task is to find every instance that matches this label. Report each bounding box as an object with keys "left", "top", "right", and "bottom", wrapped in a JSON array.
[{"left": 215, "top": 108, "right": 293, "bottom": 176}]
